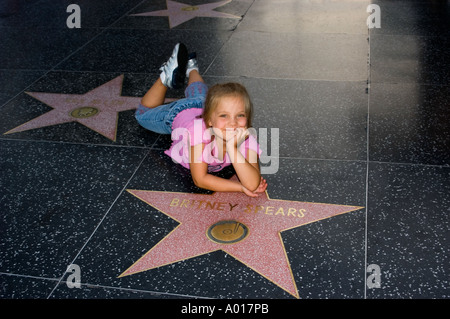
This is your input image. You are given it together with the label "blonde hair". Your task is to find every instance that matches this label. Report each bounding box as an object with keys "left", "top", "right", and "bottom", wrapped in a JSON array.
[{"left": 202, "top": 82, "right": 253, "bottom": 128}]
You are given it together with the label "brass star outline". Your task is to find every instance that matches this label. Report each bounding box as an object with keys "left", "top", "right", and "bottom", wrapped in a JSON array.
[
  {"left": 4, "top": 75, "right": 142, "bottom": 142},
  {"left": 130, "top": 0, "right": 241, "bottom": 28},
  {"left": 119, "top": 180, "right": 364, "bottom": 298}
]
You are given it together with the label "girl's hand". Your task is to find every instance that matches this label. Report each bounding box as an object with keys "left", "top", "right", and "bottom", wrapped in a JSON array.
[
  {"left": 242, "top": 177, "right": 267, "bottom": 197},
  {"left": 225, "top": 128, "right": 248, "bottom": 149},
  {"left": 211, "top": 128, "right": 249, "bottom": 149}
]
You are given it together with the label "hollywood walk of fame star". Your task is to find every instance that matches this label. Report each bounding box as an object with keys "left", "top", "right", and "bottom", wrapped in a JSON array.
[
  {"left": 120, "top": 177, "right": 363, "bottom": 298},
  {"left": 130, "top": 0, "right": 241, "bottom": 29},
  {"left": 4, "top": 75, "right": 142, "bottom": 141}
]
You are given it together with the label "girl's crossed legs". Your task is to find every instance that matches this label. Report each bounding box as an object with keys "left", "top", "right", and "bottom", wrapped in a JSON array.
[
  {"left": 140, "top": 69, "right": 204, "bottom": 109},
  {"left": 135, "top": 69, "right": 207, "bottom": 134}
]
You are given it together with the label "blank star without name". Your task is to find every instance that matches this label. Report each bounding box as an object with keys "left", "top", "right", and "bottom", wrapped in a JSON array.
[
  {"left": 4, "top": 75, "right": 142, "bottom": 141},
  {"left": 130, "top": 0, "right": 240, "bottom": 28},
  {"left": 120, "top": 177, "right": 363, "bottom": 298}
]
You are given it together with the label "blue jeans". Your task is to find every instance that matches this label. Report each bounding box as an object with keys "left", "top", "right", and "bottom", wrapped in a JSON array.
[{"left": 135, "top": 81, "right": 208, "bottom": 134}]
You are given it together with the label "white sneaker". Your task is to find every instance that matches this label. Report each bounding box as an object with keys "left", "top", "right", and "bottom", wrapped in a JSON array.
[
  {"left": 186, "top": 52, "right": 199, "bottom": 77},
  {"left": 159, "top": 43, "right": 188, "bottom": 89}
]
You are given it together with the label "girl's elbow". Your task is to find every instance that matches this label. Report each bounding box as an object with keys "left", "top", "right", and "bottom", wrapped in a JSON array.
[
  {"left": 192, "top": 174, "right": 207, "bottom": 190},
  {"left": 192, "top": 177, "right": 203, "bottom": 189},
  {"left": 245, "top": 179, "right": 260, "bottom": 192}
]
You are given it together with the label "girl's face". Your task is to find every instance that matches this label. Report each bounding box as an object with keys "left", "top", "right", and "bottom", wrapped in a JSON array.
[{"left": 207, "top": 95, "right": 248, "bottom": 132}]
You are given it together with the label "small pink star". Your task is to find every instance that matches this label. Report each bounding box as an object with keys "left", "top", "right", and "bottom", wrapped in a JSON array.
[
  {"left": 131, "top": 0, "right": 240, "bottom": 28},
  {"left": 4, "top": 75, "right": 142, "bottom": 141},
  {"left": 120, "top": 177, "right": 363, "bottom": 298}
]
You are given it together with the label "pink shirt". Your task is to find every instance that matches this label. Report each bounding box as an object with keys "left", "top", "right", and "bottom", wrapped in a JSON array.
[{"left": 164, "top": 108, "right": 261, "bottom": 172}]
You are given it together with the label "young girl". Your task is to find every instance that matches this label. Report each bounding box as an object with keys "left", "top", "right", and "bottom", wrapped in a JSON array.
[{"left": 135, "top": 43, "right": 267, "bottom": 197}]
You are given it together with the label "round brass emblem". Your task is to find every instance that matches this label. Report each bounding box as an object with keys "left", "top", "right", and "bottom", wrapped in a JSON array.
[
  {"left": 181, "top": 6, "right": 199, "bottom": 11},
  {"left": 70, "top": 107, "right": 99, "bottom": 118},
  {"left": 207, "top": 220, "right": 248, "bottom": 244}
]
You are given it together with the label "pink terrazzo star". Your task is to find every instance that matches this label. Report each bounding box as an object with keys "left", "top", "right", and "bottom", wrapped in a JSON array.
[
  {"left": 130, "top": 0, "right": 240, "bottom": 28},
  {"left": 120, "top": 178, "right": 363, "bottom": 298},
  {"left": 4, "top": 75, "right": 142, "bottom": 141}
]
